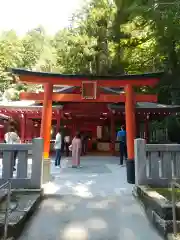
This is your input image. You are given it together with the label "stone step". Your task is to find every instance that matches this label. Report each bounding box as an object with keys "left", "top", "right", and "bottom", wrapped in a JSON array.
[
  {"left": 0, "top": 190, "right": 42, "bottom": 239},
  {"left": 134, "top": 185, "right": 180, "bottom": 237}
]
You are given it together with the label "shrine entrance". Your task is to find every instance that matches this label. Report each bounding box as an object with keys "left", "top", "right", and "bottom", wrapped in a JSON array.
[{"left": 11, "top": 68, "right": 163, "bottom": 184}]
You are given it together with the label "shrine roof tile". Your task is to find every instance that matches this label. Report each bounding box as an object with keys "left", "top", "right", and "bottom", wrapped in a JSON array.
[
  {"left": 109, "top": 102, "right": 180, "bottom": 110},
  {"left": 0, "top": 100, "right": 63, "bottom": 109},
  {"left": 11, "top": 68, "right": 164, "bottom": 81}
]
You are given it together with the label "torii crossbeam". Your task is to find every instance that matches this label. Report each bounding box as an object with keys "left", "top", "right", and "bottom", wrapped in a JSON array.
[{"left": 20, "top": 92, "right": 157, "bottom": 103}]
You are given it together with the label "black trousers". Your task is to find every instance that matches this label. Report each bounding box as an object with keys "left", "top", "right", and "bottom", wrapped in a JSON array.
[
  {"left": 13, "top": 151, "right": 17, "bottom": 167},
  {"left": 65, "top": 142, "right": 70, "bottom": 157},
  {"left": 2, "top": 151, "right": 17, "bottom": 167},
  {"left": 82, "top": 141, "right": 87, "bottom": 155},
  {"left": 119, "top": 142, "right": 127, "bottom": 165}
]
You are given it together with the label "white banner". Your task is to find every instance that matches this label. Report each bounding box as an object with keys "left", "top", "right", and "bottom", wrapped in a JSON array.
[{"left": 97, "top": 126, "right": 102, "bottom": 139}]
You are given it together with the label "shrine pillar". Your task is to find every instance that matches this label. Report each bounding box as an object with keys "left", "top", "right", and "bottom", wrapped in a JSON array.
[
  {"left": 20, "top": 113, "right": 26, "bottom": 143},
  {"left": 40, "top": 83, "right": 53, "bottom": 183},
  {"left": 125, "top": 84, "right": 135, "bottom": 184},
  {"left": 110, "top": 113, "right": 116, "bottom": 155},
  {"left": 136, "top": 117, "right": 140, "bottom": 138},
  {"left": 144, "top": 114, "right": 150, "bottom": 143},
  {"left": 56, "top": 109, "right": 61, "bottom": 135},
  {"left": 72, "top": 121, "right": 76, "bottom": 137}
]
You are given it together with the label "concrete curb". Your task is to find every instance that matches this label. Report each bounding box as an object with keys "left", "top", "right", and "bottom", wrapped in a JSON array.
[
  {"left": 0, "top": 190, "right": 43, "bottom": 239},
  {"left": 133, "top": 185, "right": 175, "bottom": 240}
]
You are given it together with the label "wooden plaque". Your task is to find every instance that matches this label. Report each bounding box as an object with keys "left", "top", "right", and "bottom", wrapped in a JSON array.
[{"left": 81, "top": 81, "right": 97, "bottom": 99}]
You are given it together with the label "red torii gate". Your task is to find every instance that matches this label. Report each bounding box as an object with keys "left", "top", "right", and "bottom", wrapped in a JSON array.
[
  {"left": 11, "top": 68, "right": 163, "bottom": 183},
  {"left": 20, "top": 92, "right": 157, "bottom": 103}
]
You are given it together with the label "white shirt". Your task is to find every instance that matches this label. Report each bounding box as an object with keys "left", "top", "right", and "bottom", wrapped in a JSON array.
[
  {"left": 64, "top": 136, "right": 70, "bottom": 143},
  {"left": 4, "top": 132, "right": 21, "bottom": 144},
  {"left": 54, "top": 133, "right": 62, "bottom": 149}
]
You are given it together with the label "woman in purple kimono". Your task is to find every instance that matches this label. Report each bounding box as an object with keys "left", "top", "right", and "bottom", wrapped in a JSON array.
[{"left": 71, "top": 132, "right": 82, "bottom": 168}]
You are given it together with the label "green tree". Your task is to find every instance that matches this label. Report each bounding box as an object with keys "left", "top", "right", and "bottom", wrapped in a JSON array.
[
  {"left": 21, "top": 26, "right": 46, "bottom": 69},
  {"left": 0, "top": 30, "right": 24, "bottom": 91},
  {"left": 54, "top": 0, "right": 115, "bottom": 75},
  {"left": 54, "top": 28, "right": 97, "bottom": 74},
  {"left": 135, "top": 0, "right": 180, "bottom": 103},
  {"left": 1, "top": 0, "right": 180, "bottom": 106}
]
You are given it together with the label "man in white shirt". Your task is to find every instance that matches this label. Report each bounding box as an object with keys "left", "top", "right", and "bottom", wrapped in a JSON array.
[
  {"left": 4, "top": 126, "right": 21, "bottom": 171},
  {"left": 54, "top": 129, "right": 62, "bottom": 167}
]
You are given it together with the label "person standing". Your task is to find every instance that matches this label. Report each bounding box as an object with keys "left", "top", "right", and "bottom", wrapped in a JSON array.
[
  {"left": 4, "top": 126, "right": 21, "bottom": 171},
  {"left": 82, "top": 133, "right": 88, "bottom": 155},
  {"left": 117, "top": 125, "right": 127, "bottom": 166},
  {"left": 64, "top": 134, "right": 70, "bottom": 157},
  {"left": 71, "top": 132, "right": 82, "bottom": 168},
  {"left": 54, "top": 128, "right": 62, "bottom": 167}
]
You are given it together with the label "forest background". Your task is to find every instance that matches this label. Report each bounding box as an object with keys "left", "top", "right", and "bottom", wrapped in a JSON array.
[{"left": 1, "top": 0, "right": 180, "bottom": 140}]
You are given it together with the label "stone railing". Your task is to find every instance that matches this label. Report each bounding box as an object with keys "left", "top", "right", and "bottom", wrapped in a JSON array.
[
  {"left": 139, "top": 128, "right": 168, "bottom": 143},
  {"left": 135, "top": 138, "right": 180, "bottom": 187},
  {"left": 0, "top": 138, "right": 43, "bottom": 189}
]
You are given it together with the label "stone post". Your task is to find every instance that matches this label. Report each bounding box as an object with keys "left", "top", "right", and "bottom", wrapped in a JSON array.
[
  {"left": 31, "top": 138, "right": 43, "bottom": 188},
  {"left": 134, "top": 138, "right": 146, "bottom": 185}
]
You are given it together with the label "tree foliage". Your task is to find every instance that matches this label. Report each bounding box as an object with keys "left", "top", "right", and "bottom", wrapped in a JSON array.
[{"left": 0, "top": 0, "right": 179, "bottom": 105}]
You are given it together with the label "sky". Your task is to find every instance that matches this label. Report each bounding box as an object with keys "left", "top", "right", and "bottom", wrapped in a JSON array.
[{"left": 0, "top": 0, "right": 85, "bottom": 35}]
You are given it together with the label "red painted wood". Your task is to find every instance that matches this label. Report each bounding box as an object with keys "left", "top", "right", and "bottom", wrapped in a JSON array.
[
  {"left": 20, "top": 113, "right": 26, "bottom": 142},
  {"left": 56, "top": 110, "right": 61, "bottom": 134},
  {"left": 20, "top": 92, "right": 157, "bottom": 103},
  {"left": 19, "top": 75, "right": 159, "bottom": 87},
  {"left": 125, "top": 85, "right": 135, "bottom": 160},
  {"left": 40, "top": 83, "right": 53, "bottom": 158},
  {"left": 110, "top": 114, "right": 116, "bottom": 155}
]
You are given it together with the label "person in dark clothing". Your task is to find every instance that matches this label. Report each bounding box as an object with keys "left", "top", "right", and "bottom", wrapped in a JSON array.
[
  {"left": 81, "top": 133, "right": 88, "bottom": 155},
  {"left": 64, "top": 135, "right": 70, "bottom": 157},
  {"left": 61, "top": 134, "right": 65, "bottom": 155},
  {"left": 117, "top": 125, "right": 127, "bottom": 166}
]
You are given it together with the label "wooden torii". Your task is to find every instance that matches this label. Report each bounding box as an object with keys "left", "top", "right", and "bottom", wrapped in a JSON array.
[
  {"left": 12, "top": 68, "right": 163, "bottom": 184},
  {"left": 20, "top": 92, "right": 157, "bottom": 103}
]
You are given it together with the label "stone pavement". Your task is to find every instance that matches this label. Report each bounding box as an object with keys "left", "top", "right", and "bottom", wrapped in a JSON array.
[{"left": 18, "top": 156, "right": 163, "bottom": 240}]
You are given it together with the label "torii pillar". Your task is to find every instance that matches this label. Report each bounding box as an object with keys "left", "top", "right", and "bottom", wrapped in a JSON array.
[
  {"left": 40, "top": 83, "right": 53, "bottom": 183},
  {"left": 110, "top": 113, "right": 116, "bottom": 155},
  {"left": 20, "top": 113, "right": 26, "bottom": 143},
  {"left": 56, "top": 109, "right": 61, "bottom": 135},
  {"left": 125, "top": 84, "right": 136, "bottom": 184}
]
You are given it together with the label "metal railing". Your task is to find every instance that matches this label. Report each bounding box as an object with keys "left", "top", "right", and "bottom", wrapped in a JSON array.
[
  {"left": 0, "top": 181, "right": 11, "bottom": 240},
  {"left": 171, "top": 181, "right": 180, "bottom": 236}
]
